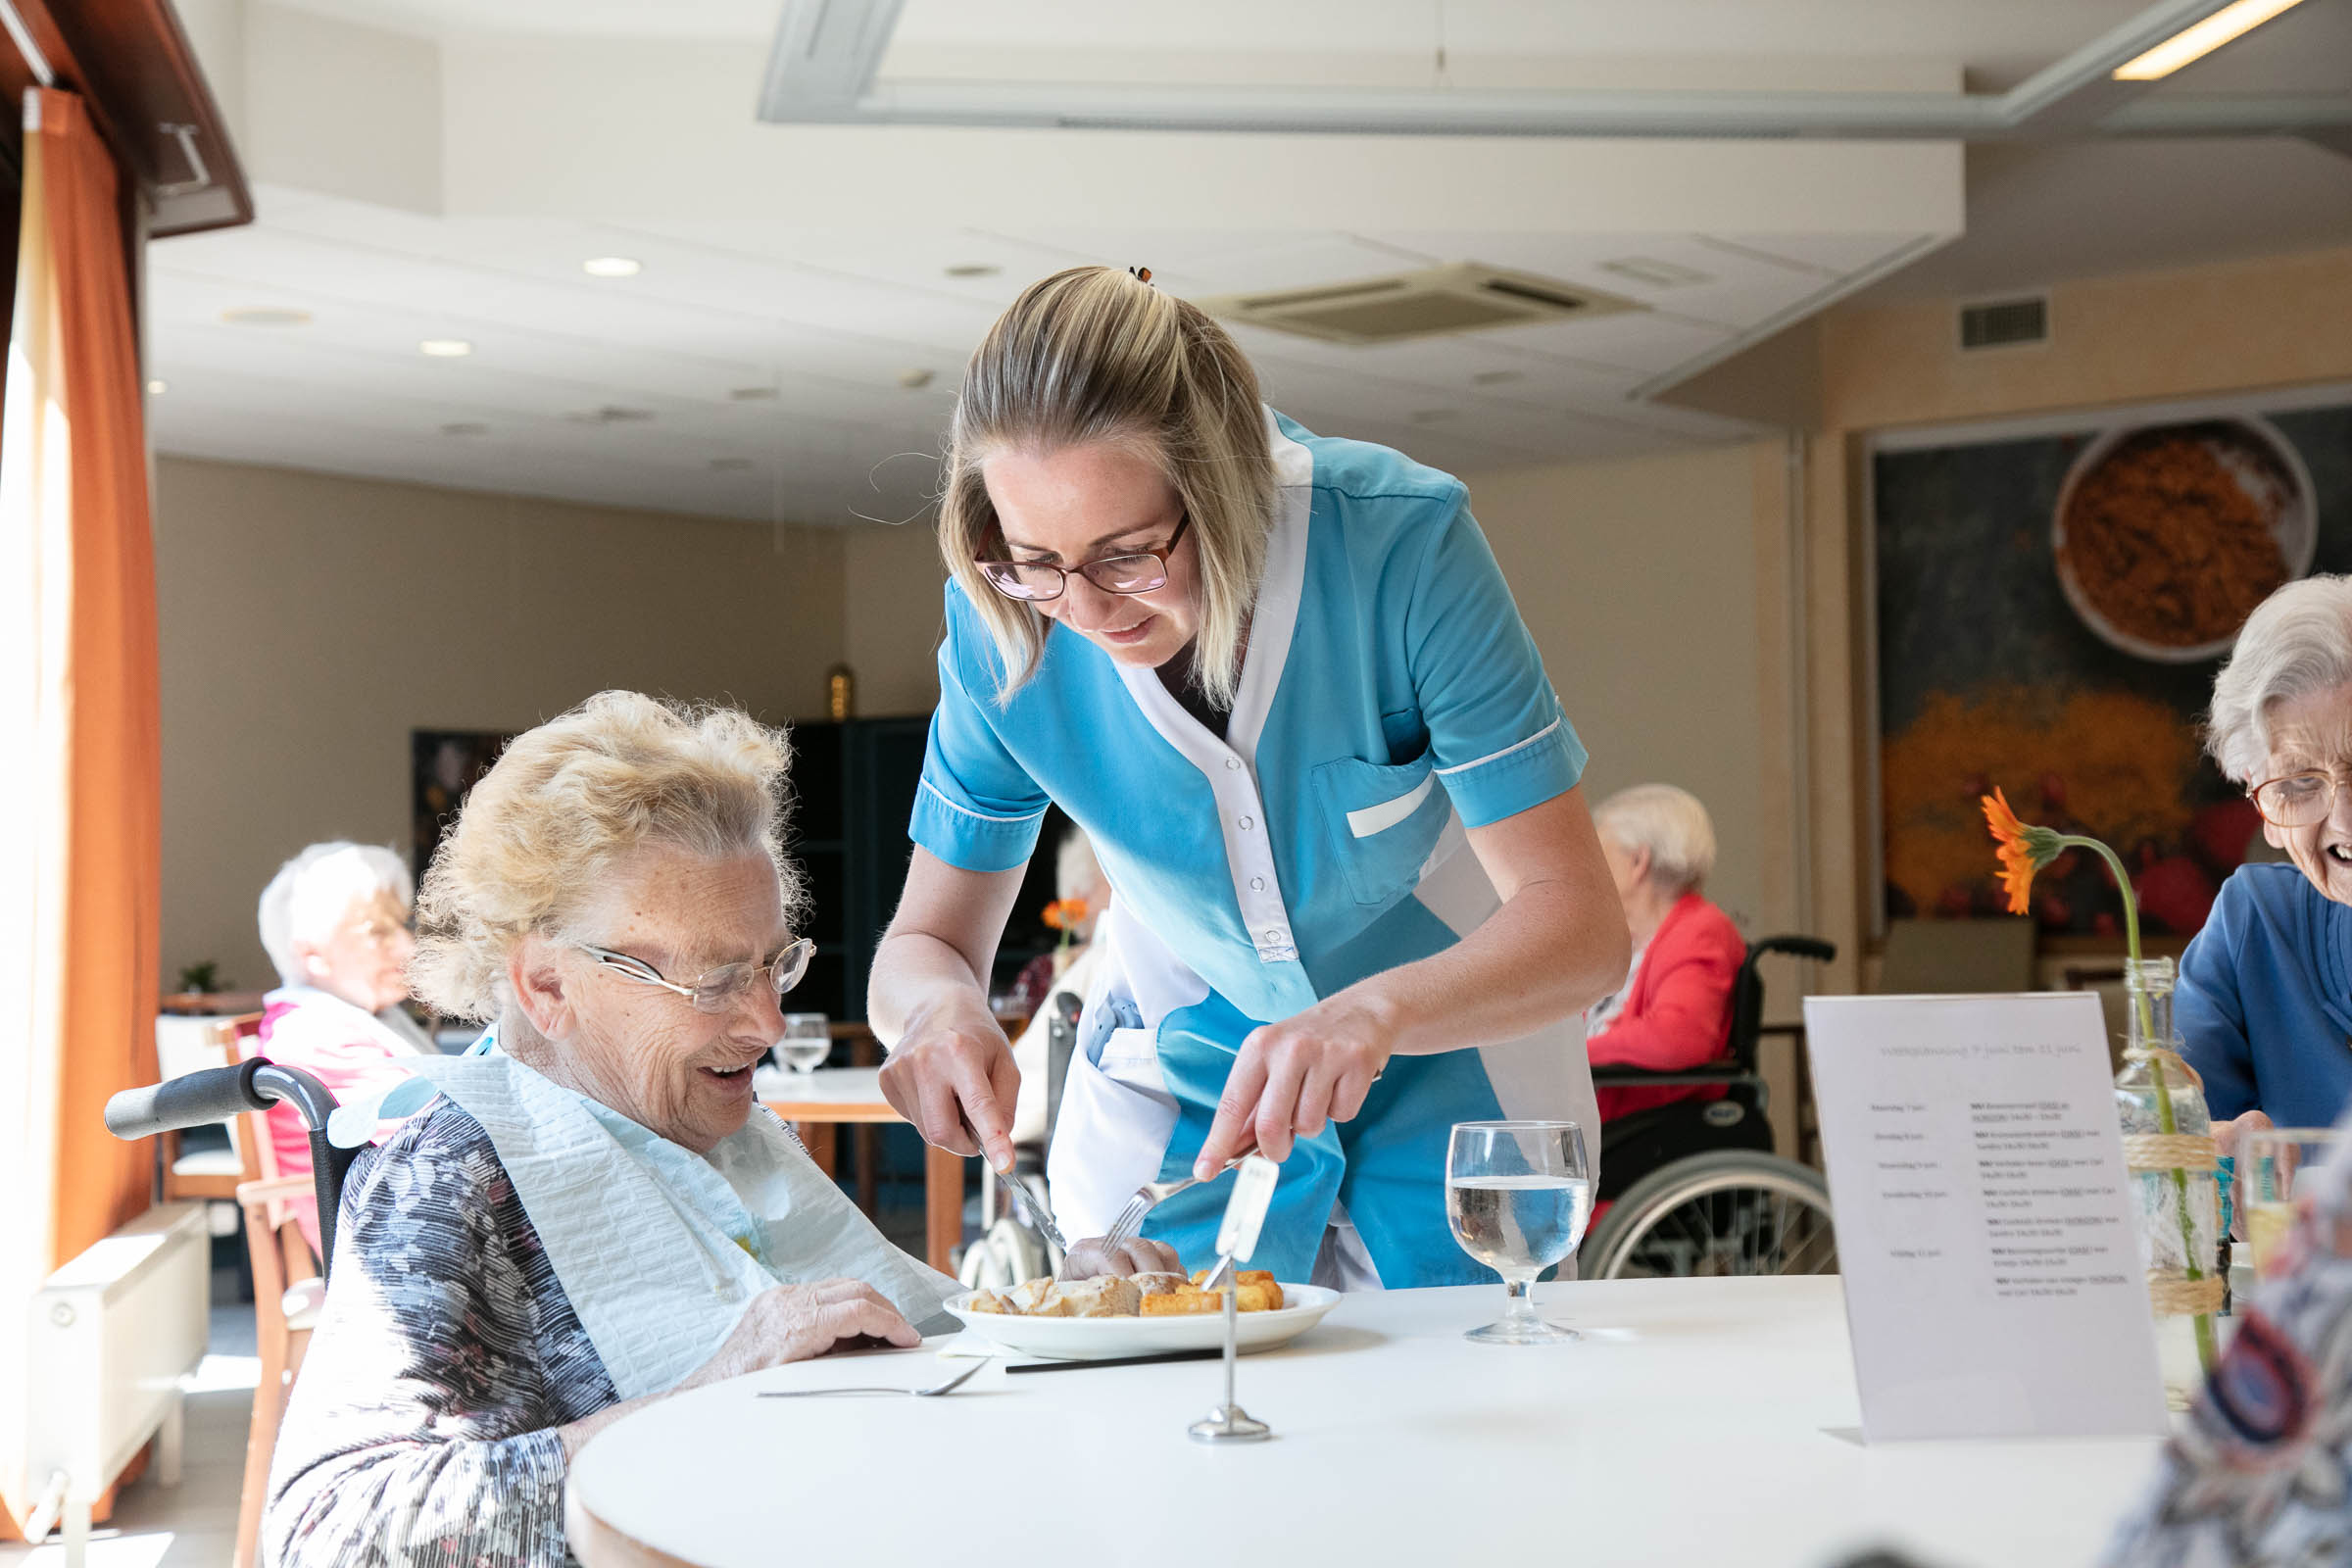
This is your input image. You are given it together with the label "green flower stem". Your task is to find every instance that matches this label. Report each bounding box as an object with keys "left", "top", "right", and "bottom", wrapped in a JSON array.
[{"left": 2056, "top": 833, "right": 2217, "bottom": 1374}]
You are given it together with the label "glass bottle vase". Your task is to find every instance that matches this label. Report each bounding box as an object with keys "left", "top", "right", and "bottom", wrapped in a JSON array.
[{"left": 2112, "top": 956, "right": 2220, "bottom": 1385}]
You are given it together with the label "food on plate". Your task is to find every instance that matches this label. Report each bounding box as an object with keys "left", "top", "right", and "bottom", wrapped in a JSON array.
[{"left": 966, "top": 1269, "right": 1284, "bottom": 1317}]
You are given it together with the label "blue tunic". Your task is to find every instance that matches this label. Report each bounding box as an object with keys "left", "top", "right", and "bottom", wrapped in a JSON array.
[
  {"left": 909, "top": 411, "right": 1599, "bottom": 1288},
  {"left": 2178, "top": 861, "right": 2352, "bottom": 1129}
]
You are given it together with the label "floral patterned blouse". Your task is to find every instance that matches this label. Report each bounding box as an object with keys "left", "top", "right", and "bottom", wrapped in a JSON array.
[{"left": 264, "top": 1101, "right": 617, "bottom": 1568}]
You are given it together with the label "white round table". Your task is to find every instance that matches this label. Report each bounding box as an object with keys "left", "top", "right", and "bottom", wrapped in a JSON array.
[{"left": 566, "top": 1277, "right": 2164, "bottom": 1568}]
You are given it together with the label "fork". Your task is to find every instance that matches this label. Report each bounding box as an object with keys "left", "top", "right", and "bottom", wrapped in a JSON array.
[
  {"left": 1102, "top": 1147, "right": 1259, "bottom": 1247},
  {"left": 756, "top": 1360, "right": 987, "bottom": 1398}
]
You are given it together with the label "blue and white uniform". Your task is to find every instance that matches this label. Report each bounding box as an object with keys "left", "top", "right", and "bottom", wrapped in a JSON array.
[{"left": 910, "top": 412, "right": 1599, "bottom": 1289}]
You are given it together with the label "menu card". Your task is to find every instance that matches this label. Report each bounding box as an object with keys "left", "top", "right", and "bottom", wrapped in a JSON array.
[{"left": 1804, "top": 992, "right": 2169, "bottom": 1442}]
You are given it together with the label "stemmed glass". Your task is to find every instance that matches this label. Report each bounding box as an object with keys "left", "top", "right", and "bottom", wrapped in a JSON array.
[
  {"left": 1446, "top": 1120, "right": 1592, "bottom": 1346},
  {"left": 776, "top": 1012, "right": 831, "bottom": 1075}
]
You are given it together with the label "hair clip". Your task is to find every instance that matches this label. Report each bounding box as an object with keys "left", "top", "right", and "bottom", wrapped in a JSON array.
[{"left": 1127, "top": 266, "right": 1153, "bottom": 285}]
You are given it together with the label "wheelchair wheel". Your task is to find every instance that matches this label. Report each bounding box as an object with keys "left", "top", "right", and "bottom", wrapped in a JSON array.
[{"left": 1581, "top": 1151, "right": 1835, "bottom": 1281}]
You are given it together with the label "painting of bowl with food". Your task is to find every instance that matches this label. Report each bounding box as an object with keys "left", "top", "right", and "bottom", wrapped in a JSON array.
[
  {"left": 2052, "top": 417, "right": 2318, "bottom": 663},
  {"left": 1873, "top": 395, "right": 2351, "bottom": 939}
]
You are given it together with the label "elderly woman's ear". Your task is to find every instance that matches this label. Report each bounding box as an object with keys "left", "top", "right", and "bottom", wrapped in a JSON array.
[{"left": 508, "top": 937, "right": 578, "bottom": 1041}]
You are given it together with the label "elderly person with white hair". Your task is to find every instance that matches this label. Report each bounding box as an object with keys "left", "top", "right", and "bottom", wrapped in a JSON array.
[
  {"left": 2180, "top": 574, "right": 2352, "bottom": 1146},
  {"left": 1583, "top": 784, "right": 1746, "bottom": 1129},
  {"left": 264, "top": 692, "right": 1170, "bottom": 1568},
  {"left": 254, "top": 841, "right": 429, "bottom": 1254}
]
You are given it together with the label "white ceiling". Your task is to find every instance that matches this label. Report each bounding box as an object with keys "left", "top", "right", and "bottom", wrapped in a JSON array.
[
  {"left": 148, "top": 194, "right": 1896, "bottom": 523},
  {"left": 146, "top": 0, "right": 2349, "bottom": 525}
]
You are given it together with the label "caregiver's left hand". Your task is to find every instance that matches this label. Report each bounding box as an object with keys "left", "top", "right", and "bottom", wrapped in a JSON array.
[{"left": 1194, "top": 997, "right": 1393, "bottom": 1175}]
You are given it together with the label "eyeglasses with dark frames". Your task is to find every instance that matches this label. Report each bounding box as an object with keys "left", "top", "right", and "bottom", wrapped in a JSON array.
[
  {"left": 577, "top": 938, "right": 815, "bottom": 1014},
  {"left": 974, "top": 513, "right": 1191, "bottom": 604}
]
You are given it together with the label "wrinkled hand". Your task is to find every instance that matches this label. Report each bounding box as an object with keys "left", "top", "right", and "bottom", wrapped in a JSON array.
[
  {"left": 1194, "top": 996, "right": 1394, "bottom": 1177},
  {"left": 688, "top": 1280, "right": 919, "bottom": 1388},
  {"left": 1057, "top": 1236, "right": 1181, "bottom": 1280},
  {"left": 878, "top": 1000, "right": 1019, "bottom": 1172}
]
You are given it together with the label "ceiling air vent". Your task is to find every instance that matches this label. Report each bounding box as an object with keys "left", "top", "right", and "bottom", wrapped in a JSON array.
[
  {"left": 1958, "top": 295, "right": 2049, "bottom": 352},
  {"left": 1200, "top": 262, "right": 1642, "bottom": 347}
]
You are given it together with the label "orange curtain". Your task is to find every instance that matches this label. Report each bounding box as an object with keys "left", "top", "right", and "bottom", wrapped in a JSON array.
[{"left": 0, "top": 85, "right": 163, "bottom": 1530}]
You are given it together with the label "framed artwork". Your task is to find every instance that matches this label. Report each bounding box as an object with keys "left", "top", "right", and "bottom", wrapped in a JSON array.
[
  {"left": 412, "top": 729, "right": 513, "bottom": 884},
  {"left": 1871, "top": 383, "right": 2352, "bottom": 941}
]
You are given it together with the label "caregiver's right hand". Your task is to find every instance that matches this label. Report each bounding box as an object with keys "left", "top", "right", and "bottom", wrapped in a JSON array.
[
  {"left": 878, "top": 1001, "right": 1021, "bottom": 1172},
  {"left": 691, "top": 1281, "right": 919, "bottom": 1389}
]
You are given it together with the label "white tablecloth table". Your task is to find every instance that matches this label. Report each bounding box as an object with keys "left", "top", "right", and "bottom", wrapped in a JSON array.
[{"left": 566, "top": 1276, "right": 2164, "bottom": 1568}]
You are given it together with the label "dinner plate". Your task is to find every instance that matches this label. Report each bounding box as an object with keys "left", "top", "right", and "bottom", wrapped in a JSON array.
[{"left": 944, "top": 1283, "right": 1341, "bottom": 1360}]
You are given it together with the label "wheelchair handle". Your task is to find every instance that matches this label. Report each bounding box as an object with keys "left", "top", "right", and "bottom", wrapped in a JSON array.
[
  {"left": 105, "top": 1057, "right": 339, "bottom": 1141},
  {"left": 106, "top": 1059, "right": 271, "bottom": 1139},
  {"left": 1751, "top": 936, "right": 1837, "bottom": 964}
]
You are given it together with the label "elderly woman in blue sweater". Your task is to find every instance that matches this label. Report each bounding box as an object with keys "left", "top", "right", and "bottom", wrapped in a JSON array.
[{"left": 2180, "top": 575, "right": 2352, "bottom": 1152}]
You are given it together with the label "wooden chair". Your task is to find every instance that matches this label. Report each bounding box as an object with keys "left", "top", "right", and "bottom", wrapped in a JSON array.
[
  {"left": 155, "top": 1013, "right": 263, "bottom": 1200},
  {"left": 224, "top": 1019, "right": 324, "bottom": 1568}
]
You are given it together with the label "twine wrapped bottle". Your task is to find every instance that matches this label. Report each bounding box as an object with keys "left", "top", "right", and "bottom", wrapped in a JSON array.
[{"left": 2113, "top": 957, "right": 2221, "bottom": 1358}]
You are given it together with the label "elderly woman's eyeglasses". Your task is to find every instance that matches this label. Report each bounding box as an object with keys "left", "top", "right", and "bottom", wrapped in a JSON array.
[
  {"left": 974, "top": 513, "right": 1191, "bottom": 603},
  {"left": 578, "top": 938, "right": 815, "bottom": 1013},
  {"left": 2251, "top": 770, "right": 2352, "bottom": 827}
]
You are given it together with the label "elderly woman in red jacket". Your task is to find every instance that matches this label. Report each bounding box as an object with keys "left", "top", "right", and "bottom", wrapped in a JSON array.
[{"left": 1584, "top": 784, "right": 1745, "bottom": 1124}]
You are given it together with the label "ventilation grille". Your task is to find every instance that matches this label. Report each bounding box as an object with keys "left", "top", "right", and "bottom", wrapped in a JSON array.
[
  {"left": 1958, "top": 295, "right": 2049, "bottom": 351},
  {"left": 1200, "top": 263, "right": 1642, "bottom": 346}
]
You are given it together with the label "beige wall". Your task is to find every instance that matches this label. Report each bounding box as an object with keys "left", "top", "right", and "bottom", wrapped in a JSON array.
[
  {"left": 841, "top": 518, "right": 949, "bottom": 715},
  {"left": 154, "top": 458, "right": 847, "bottom": 990},
  {"left": 1462, "top": 444, "right": 1772, "bottom": 933}
]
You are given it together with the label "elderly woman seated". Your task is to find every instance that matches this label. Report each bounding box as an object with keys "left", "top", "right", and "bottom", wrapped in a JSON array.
[
  {"left": 254, "top": 841, "right": 430, "bottom": 1255},
  {"left": 2181, "top": 575, "right": 2352, "bottom": 1149},
  {"left": 1584, "top": 785, "right": 1747, "bottom": 1187},
  {"left": 264, "top": 692, "right": 1170, "bottom": 1568}
]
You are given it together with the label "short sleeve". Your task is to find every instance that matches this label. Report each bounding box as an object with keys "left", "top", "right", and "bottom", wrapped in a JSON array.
[
  {"left": 1406, "top": 504, "right": 1588, "bottom": 828},
  {"left": 2178, "top": 873, "right": 2258, "bottom": 1120},
  {"left": 907, "top": 585, "right": 1053, "bottom": 873}
]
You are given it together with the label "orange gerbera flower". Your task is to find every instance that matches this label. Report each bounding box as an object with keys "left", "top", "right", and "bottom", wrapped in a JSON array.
[
  {"left": 1042, "top": 897, "right": 1091, "bottom": 932},
  {"left": 1980, "top": 787, "right": 2067, "bottom": 916}
]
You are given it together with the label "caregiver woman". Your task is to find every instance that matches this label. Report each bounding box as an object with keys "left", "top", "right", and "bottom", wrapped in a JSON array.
[{"left": 872, "top": 267, "right": 1629, "bottom": 1289}]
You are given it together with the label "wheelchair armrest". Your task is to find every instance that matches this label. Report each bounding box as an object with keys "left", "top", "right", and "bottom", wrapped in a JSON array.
[{"left": 1589, "top": 1065, "right": 1755, "bottom": 1089}]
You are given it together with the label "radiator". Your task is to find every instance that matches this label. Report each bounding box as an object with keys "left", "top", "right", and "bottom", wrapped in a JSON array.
[{"left": 20, "top": 1201, "right": 209, "bottom": 1565}]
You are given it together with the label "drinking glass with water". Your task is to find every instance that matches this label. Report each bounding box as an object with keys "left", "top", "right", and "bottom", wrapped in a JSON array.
[
  {"left": 1446, "top": 1119, "right": 1592, "bottom": 1346},
  {"left": 777, "top": 1012, "right": 831, "bottom": 1074}
]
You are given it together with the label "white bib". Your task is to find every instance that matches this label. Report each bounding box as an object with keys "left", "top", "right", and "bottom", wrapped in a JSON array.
[{"left": 367, "top": 1054, "right": 957, "bottom": 1400}]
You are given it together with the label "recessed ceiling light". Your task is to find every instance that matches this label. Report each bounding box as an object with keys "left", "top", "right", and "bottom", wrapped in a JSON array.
[
  {"left": 145, "top": 378, "right": 168, "bottom": 395},
  {"left": 564, "top": 405, "right": 654, "bottom": 424},
  {"left": 419, "top": 338, "right": 473, "bottom": 358},
  {"left": 729, "top": 386, "right": 780, "bottom": 402},
  {"left": 1469, "top": 369, "right": 1524, "bottom": 386},
  {"left": 897, "top": 368, "right": 936, "bottom": 389},
  {"left": 1599, "top": 257, "right": 1713, "bottom": 288},
  {"left": 440, "top": 421, "right": 489, "bottom": 437},
  {"left": 710, "top": 458, "right": 755, "bottom": 471},
  {"left": 944, "top": 264, "right": 1001, "bottom": 278},
  {"left": 2113, "top": 0, "right": 2305, "bottom": 79},
  {"left": 221, "top": 307, "right": 312, "bottom": 327},
  {"left": 582, "top": 256, "right": 642, "bottom": 278}
]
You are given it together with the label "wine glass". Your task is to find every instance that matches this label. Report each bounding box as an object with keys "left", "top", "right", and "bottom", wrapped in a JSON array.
[
  {"left": 776, "top": 1012, "right": 831, "bottom": 1075},
  {"left": 1446, "top": 1119, "right": 1592, "bottom": 1346}
]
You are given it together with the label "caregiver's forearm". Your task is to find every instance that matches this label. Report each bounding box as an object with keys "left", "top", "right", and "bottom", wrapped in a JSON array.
[
  {"left": 866, "top": 930, "right": 998, "bottom": 1048},
  {"left": 1357, "top": 875, "right": 1628, "bottom": 1057}
]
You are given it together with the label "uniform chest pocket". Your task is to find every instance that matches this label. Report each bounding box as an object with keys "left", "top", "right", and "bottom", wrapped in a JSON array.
[{"left": 1310, "top": 754, "right": 1450, "bottom": 908}]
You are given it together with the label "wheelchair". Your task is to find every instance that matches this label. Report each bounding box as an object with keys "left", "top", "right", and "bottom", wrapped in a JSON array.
[{"left": 1580, "top": 935, "right": 1839, "bottom": 1281}]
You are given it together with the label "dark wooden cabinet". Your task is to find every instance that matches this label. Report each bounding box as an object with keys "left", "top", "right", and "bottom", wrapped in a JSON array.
[{"left": 787, "top": 715, "right": 1065, "bottom": 1026}]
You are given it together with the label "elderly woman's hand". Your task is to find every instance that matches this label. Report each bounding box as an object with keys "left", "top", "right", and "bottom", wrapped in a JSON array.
[
  {"left": 1057, "top": 1236, "right": 1181, "bottom": 1280},
  {"left": 689, "top": 1280, "right": 920, "bottom": 1387}
]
